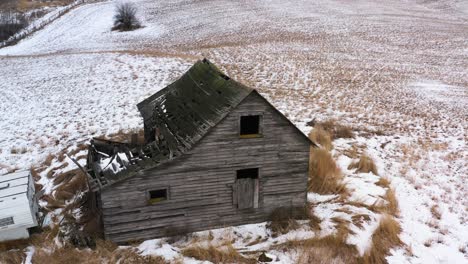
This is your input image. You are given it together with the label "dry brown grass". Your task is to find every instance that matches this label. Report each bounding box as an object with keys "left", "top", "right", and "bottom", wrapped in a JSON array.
[
  {"left": 67, "top": 144, "right": 88, "bottom": 157},
  {"left": 181, "top": 242, "right": 254, "bottom": 264},
  {"left": 106, "top": 128, "right": 145, "bottom": 144},
  {"left": 295, "top": 233, "right": 359, "bottom": 264},
  {"left": 382, "top": 188, "right": 399, "bottom": 216},
  {"left": 267, "top": 207, "right": 303, "bottom": 236},
  {"left": 343, "top": 144, "right": 362, "bottom": 159},
  {"left": 361, "top": 215, "right": 402, "bottom": 264},
  {"left": 28, "top": 236, "right": 166, "bottom": 264},
  {"left": 44, "top": 154, "right": 55, "bottom": 167},
  {"left": 281, "top": 208, "right": 357, "bottom": 263},
  {"left": 430, "top": 205, "right": 442, "bottom": 220},
  {"left": 376, "top": 177, "right": 390, "bottom": 188},
  {"left": 307, "top": 206, "right": 322, "bottom": 231},
  {"left": 309, "top": 148, "right": 347, "bottom": 196},
  {"left": 54, "top": 169, "right": 87, "bottom": 194},
  {"left": 53, "top": 169, "right": 87, "bottom": 202},
  {"left": 10, "top": 147, "right": 27, "bottom": 154},
  {"left": 0, "top": 250, "right": 25, "bottom": 264},
  {"left": 317, "top": 119, "right": 355, "bottom": 139},
  {"left": 42, "top": 194, "right": 65, "bottom": 210},
  {"left": 348, "top": 154, "right": 378, "bottom": 175},
  {"left": 309, "top": 127, "right": 333, "bottom": 150},
  {"left": 351, "top": 214, "right": 371, "bottom": 229},
  {"left": 0, "top": 239, "right": 31, "bottom": 252},
  {"left": 0, "top": 226, "right": 62, "bottom": 263}
]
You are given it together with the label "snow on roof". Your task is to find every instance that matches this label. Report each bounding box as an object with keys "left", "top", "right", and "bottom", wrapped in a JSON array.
[{"left": 0, "top": 170, "right": 30, "bottom": 199}]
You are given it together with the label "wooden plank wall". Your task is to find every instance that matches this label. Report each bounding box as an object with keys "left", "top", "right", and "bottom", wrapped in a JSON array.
[{"left": 100, "top": 92, "right": 310, "bottom": 243}]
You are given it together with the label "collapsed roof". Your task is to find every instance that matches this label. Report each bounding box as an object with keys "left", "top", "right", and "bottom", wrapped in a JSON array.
[
  {"left": 87, "top": 59, "right": 315, "bottom": 191},
  {"left": 137, "top": 58, "right": 253, "bottom": 154},
  {"left": 87, "top": 59, "right": 254, "bottom": 191}
]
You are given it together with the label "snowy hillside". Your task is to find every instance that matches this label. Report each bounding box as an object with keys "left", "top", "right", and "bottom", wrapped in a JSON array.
[{"left": 0, "top": 0, "right": 467, "bottom": 263}]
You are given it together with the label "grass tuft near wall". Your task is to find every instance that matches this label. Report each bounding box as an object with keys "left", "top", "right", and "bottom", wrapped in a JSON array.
[
  {"left": 308, "top": 148, "right": 347, "bottom": 196},
  {"left": 309, "top": 127, "right": 333, "bottom": 150}
]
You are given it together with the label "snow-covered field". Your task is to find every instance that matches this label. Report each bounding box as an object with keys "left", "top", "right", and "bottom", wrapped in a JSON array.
[{"left": 0, "top": 0, "right": 467, "bottom": 263}]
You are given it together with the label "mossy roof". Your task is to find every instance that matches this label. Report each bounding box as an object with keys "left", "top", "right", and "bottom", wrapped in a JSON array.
[{"left": 137, "top": 58, "right": 253, "bottom": 156}]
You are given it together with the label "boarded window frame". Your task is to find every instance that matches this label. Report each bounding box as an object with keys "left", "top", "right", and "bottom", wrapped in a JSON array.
[
  {"left": 239, "top": 113, "right": 263, "bottom": 138},
  {"left": 147, "top": 188, "right": 169, "bottom": 205}
]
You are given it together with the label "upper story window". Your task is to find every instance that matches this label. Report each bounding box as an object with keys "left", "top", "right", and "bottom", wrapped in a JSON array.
[
  {"left": 240, "top": 115, "right": 262, "bottom": 138},
  {"left": 148, "top": 188, "right": 168, "bottom": 204}
]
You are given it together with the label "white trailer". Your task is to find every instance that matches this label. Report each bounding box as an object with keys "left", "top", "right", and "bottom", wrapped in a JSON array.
[{"left": 0, "top": 170, "right": 39, "bottom": 242}]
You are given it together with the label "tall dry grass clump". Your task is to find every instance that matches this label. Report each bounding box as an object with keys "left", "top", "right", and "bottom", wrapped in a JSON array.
[
  {"left": 53, "top": 169, "right": 88, "bottom": 203},
  {"left": 317, "top": 119, "right": 355, "bottom": 139},
  {"left": 309, "top": 148, "right": 346, "bottom": 195},
  {"left": 382, "top": 188, "right": 399, "bottom": 216},
  {"left": 362, "top": 215, "right": 402, "bottom": 264},
  {"left": 309, "top": 127, "right": 333, "bottom": 151},
  {"left": 348, "top": 154, "right": 378, "bottom": 175}
]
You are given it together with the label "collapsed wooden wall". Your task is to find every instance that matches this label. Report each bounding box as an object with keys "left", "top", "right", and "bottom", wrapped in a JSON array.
[{"left": 100, "top": 92, "right": 310, "bottom": 243}]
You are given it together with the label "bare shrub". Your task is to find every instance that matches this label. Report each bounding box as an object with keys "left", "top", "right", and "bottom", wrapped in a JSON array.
[
  {"left": 361, "top": 215, "right": 402, "bottom": 264},
  {"left": 112, "top": 2, "right": 141, "bottom": 31},
  {"left": 309, "top": 127, "right": 333, "bottom": 150},
  {"left": 348, "top": 154, "right": 378, "bottom": 175},
  {"left": 309, "top": 148, "right": 347, "bottom": 195}
]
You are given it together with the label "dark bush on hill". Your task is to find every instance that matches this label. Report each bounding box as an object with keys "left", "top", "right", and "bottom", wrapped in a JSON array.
[{"left": 112, "top": 2, "right": 140, "bottom": 31}]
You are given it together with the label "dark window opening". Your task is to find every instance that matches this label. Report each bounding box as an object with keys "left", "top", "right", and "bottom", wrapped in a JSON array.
[
  {"left": 240, "top": 115, "right": 261, "bottom": 137},
  {"left": 148, "top": 189, "right": 168, "bottom": 204},
  {"left": 236, "top": 168, "right": 259, "bottom": 179}
]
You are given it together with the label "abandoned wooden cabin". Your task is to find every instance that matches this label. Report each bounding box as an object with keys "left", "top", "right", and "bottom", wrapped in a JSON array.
[
  {"left": 0, "top": 170, "right": 39, "bottom": 242},
  {"left": 87, "top": 59, "right": 315, "bottom": 243}
]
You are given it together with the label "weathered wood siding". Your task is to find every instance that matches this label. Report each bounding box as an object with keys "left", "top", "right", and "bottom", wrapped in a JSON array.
[{"left": 100, "top": 92, "right": 310, "bottom": 243}]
